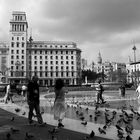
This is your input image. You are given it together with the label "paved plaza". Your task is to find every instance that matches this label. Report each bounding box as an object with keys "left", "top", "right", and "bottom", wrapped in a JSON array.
[{"left": 0, "top": 90, "right": 140, "bottom": 140}]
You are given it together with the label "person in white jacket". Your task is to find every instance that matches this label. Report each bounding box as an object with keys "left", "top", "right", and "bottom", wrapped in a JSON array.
[{"left": 136, "top": 82, "right": 140, "bottom": 100}]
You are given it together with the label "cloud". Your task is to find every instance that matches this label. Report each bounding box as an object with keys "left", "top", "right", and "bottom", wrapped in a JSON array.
[{"left": 0, "top": 0, "right": 140, "bottom": 63}]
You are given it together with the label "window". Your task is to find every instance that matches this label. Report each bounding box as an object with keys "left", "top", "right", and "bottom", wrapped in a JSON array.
[
  {"left": 11, "top": 42, "right": 14, "bottom": 47},
  {"left": 34, "top": 50, "right": 37, "bottom": 54},
  {"left": 45, "top": 56, "right": 47, "bottom": 59},
  {"left": 66, "top": 61, "right": 69, "bottom": 64},
  {"left": 56, "top": 66, "right": 58, "bottom": 70},
  {"left": 66, "top": 66, "right": 69, "bottom": 70},
  {"left": 71, "top": 51, "right": 73, "bottom": 54},
  {"left": 45, "top": 61, "right": 48, "bottom": 64},
  {"left": 51, "top": 66, "right": 53, "bottom": 70},
  {"left": 40, "top": 51, "right": 42, "bottom": 54},
  {"left": 66, "top": 56, "right": 68, "bottom": 59},
  {"left": 65, "top": 45, "right": 68, "bottom": 48},
  {"left": 22, "top": 37, "right": 24, "bottom": 40},
  {"left": 11, "top": 61, "right": 14, "bottom": 64},
  {"left": 66, "top": 51, "right": 68, "bottom": 54},
  {"left": 66, "top": 72, "right": 69, "bottom": 77},
  {"left": 56, "top": 72, "right": 58, "bottom": 77},
  {"left": 55, "top": 45, "right": 57, "bottom": 48},
  {"left": 56, "top": 61, "right": 58, "bottom": 64},
  {"left": 61, "top": 51, "right": 63, "bottom": 54},
  {"left": 60, "top": 45, "right": 62, "bottom": 48},
  {"left": 22, "top": 42, "right": 24, "bottom": 47},
  {"left": 72, "top": 72, "right": 74, "bottom": 76},
  {"left": 61, "top": 61, "right": 63, "bottom": 64},
  {"left": 11, "top": 66, "right": 14, "bottom": 70},
  {"left": 61, "top": 56, "right": 63, "bottom": 59},
  {"left": 50, "top": 56, "right": 53, "bottom": 59},
  {"left": 40, "top": 61, "right": 42, "bottom": 65},
  {"left": 22, "top": 66, "right": 24, "bottom": 70},
  {"left": 34, "top": 56, "right": 37, "bottom": 59},
  {"left": 71, "top": 66, "right": 74, "bottom": 70},
  {"left": 45, "top": 66, "right": 48, "bottom": 70},
  {"left": 11, "top": 55, "right": 14, "bottom": 59},
  {"left": 55, "top": 56, "right": 58, "bottom": 59},
  {"left": 22, "top": 61, "right": 24, "bottom": 64},
  {"left": 34, "top": 66, "right": 37, "bottom": 70},
  {"left": 22, "top": 50, "right": 24, "bottom": 54},
  {"left": 61, "top": 72, "right": 63, "bottom": 77},
  {"left": 40, "top": 66, "right": 42, "bottom": 70},
  {"left": 40, "top": 72, "right": 42, "bottom": 77},
  {"left": 45, "top": 51, "right": 47, "bottom": 54},
  {"left": 12, "top": 37, "right": 14, "bottom": 40},
  {"left": 51, "top": 61, "right": 53, "bottom": 65},
  {"left": 45, "top": 72, "right": 47, "bottom": 77},
  {"left": 56, "top": 51, "right": 58, "bottom": 54},
  {"left": 17, "top": 42, "right": 19, "bottom": 47},
  {"left": 50, "top": 51, "right": 53, "bottom": 54},
  {"left": 11, "top": 50, "right": 14, "bottom": 54},
  {"left": 71, "top": 61, "right": 74, "bottom": 64},
  {"left": 17, "top": 50, "right": 19, "bottom": 54},
  {"left": 16, "top": 55, "right": 19, "bottom": 59},
  {"left": 61, "top": 66, "right": 63, "bottom": 70},
  {"left": 51, "top": 72, "right": 53, "bottom": 77},
  {"left": 17, "top": 37, "right": 19, "bottom": 40},
  {"left": 71, "top": 56, "right": 73, "bottom": 59},
  {"left": 34, "top": 61, "right": 37, "bottom": 65},
  {"left": 40, "top": 56, "right": 42, "bottom": 59}
]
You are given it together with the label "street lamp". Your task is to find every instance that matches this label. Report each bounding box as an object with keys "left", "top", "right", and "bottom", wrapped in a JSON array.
[
  {"left": 29, "top": 36, "right": 33, "bottom": 80},
  {"left": 132, "top": 45, "right": 137, "bottom": 87}
]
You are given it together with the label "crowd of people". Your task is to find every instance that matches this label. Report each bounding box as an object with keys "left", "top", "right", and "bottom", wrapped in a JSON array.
[{"left": 3, "top": 76, "right": 140, "bottom": 128}]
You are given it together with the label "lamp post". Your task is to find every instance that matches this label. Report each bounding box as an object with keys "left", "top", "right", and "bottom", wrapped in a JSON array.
[
  {"left": 29, "top": 36, "right": 33, "bottom": 80},
  {"left": 132, "top": 45, "right": 137, "bottom": 87}
]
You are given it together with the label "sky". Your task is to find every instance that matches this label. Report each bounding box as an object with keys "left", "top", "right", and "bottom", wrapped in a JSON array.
[{"left": 0, "top": 0, "right": 140, "bottom": 65}]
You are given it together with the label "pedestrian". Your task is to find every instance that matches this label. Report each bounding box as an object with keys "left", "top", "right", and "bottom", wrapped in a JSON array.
[
  {"left": 53, "top": 79, "right": 68, "bottom": 128},
  {"left": 5, "top": 82, "right": 14, "bottom": 104},
  {"left": 27, "top": 76, "right": 45, "bottom": 125},
  {"left": 95, "top": 79, "right": 106, "bottom": 104},
  {"left": 21, "top": 84, "right": 27, "bottom": 101},
  {"left": 119, "top": 81, "right": 126, "bottom": 98},
  {"left": 136, "top": 82, "right": 140, "bottom": 104}
]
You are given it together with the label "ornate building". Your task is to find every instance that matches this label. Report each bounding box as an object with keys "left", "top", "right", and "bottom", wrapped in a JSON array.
[{"left": 8, "top": 11, "right": 81, "bottom": 86}]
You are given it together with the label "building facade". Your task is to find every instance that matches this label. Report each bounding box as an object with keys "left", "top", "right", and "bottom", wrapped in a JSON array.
[
  {"left": 0, "top": 42, "right": 9, "bottom": 83},
  {"left": 8, "top": 11, "right": 81, "bottom": 86}
]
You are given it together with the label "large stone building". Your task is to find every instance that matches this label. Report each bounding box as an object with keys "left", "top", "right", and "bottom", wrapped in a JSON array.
[
  {"left": 0, "top": 42, "right": 9, "bottom": 82},
  {"left": 8, "top": 11, "right": 81, "bottom": 86}
]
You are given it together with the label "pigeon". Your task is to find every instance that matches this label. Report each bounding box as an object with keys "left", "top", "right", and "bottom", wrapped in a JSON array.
[
  {"left": 10, "top": 127, "right": 20, "bottom": 133},
  {"left": 126, "top": 135, "right": 132, "bottom": 140},
  {"left": 80, "top": 116, "right": 85, "bottom": 121},
  {"left": 98, "top": 127, "right": 106, "bottom": 134},
  {"left": 89, "top": 130, "right": 95, "bottom": 138},
  {"left": 81, "top": 121, "right": 87, "bottom": 126},
  {"left": 116, "top": 125, "right": 123, "bottom": 131},
  {"left": 25, "top": 132, "right": 34, "bottom": 139},
  {"left": 48, "top": 128, "right": 58, "bottom": 135},
  {"left": 15, "top": 108, "right": 20, "bottom": 113},
  {"left": 6, "top": 133, "right": 11, "bottom": 139},
  {"left": 85, "top": 108, "right": 89, "bottom": 111},
  {"left": 11, "top": 117, "right": 15, "bottom": 121},
  {"left": 76, "top": 110, "right": 79, "bottom": 115},
  {"left": 22, "top": 112, "right": 26, "bottom": 115},
  {"left": 103, "top": 125, "right": 107, "bottom": 130},
  {"left": 89, "top": 115, "right": 92, "bottom": 118}
]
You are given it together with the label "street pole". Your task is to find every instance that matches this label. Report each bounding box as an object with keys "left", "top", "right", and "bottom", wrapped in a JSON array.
[
  {"left": 29, "top": 36, "right": 33, "bottom": 80},
  {"left": 132, "top": 45, "right": 137, "bottom": 87}
]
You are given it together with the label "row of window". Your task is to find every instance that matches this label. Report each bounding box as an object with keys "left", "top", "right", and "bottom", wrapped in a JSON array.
[
  {"left": 11, "top": 42, "right": 25, "bottom": 47},
  {"left": 11, "top": 24, "right": 26, "bottom": 32},
  {"left": 32, "top": 60, "right": 74, "bottom": 65},
  {"left": 10, "top": 71, "right": 75, "bottom": 77},
  {"left": 12, "top": 37, "right": 24, "bottom": 41},
  {"left": 29, "top": 50, "right": 74, "bottom": 55},
  {"left": 11, "top": 49, "right": 25, "bottom": 54},
  {"left": 31, "top": 55, "right": 74, "bottom": 60},
  {"left": 14, "top": 15, "right": 26, "bottom": 21},
  {"left": 11, "top": 65, "right": 74, "bottom": 71},
  {"left": 33, "top": 44, "right": 70, "bottom": 48},
  {"left": 11, "top": 55, "right": 25, "bottom": 59}
]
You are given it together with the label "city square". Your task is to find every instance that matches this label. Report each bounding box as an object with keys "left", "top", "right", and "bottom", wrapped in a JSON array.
[{"left": 0, "top": 0, "right": 140, "bottom": 140}]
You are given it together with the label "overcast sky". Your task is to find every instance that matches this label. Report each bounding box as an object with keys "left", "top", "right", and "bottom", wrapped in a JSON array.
[{"left": 0, "top": 0, "right": 140, "bottom": 64}]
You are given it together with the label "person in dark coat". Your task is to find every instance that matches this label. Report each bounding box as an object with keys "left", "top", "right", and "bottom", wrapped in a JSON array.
[
  {"left": 27, "top": 76, "right": 44, "bottom": 125},
  {"left": 119, "top": 81, "right": 126, "bottom": 97}
]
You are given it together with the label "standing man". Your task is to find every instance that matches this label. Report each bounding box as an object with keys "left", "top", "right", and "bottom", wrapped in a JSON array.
[
  {"left": 95, "top": 79, "right": 106, "bottom": 104},
  {"left": 136, "top": 82, "right": 140, "bottom": 104},
  {"left": 27, "top": 76, "right": 45, "bottom": 125}
]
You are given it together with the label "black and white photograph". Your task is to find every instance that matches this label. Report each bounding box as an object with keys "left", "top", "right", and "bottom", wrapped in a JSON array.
[{"left": 0, "top": 0, "right": 140, "bottom": 139}]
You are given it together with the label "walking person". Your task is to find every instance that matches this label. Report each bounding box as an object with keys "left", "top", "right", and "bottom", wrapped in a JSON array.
[
  {"left": 119, "top": 81, "right": 126, "bottom": 98},
  {"left": 27, "top": 76, "right": 45, "bottom": 125},
  {"left": 53, "top": 79, "right": 68, "bottom": 128},
  {"left": 95, "top": 79, "right": 106, "bottom": 104},
  {"left": 136, "top": 82, "right": 140, "bottom": 104},
  {"left": 5, "top": 82, "right": 15, "bottom": 104},
  {"left": 21, "top": 84, "right": 27, "bottom": 101}
]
